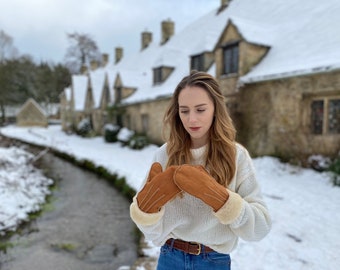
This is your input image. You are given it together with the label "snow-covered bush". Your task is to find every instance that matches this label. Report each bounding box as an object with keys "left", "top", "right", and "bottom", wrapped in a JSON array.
[
  {"left": 307, "top": 155, "right": 331, "bottom": 171},
  {"left": 76, "top": 118, "right": 92, "bottom": 137},
  {"left": 116, "top": 128, "right": 149, "bottom": 150},
  {"left": 329, "top": 155, "right": 340, "bottom": 186},
  {"left": 104, "top": 124, "right": 120, "bottom": 143},
  {"left": 308, "top": 153, "right": 340, "bottom": 186},
  {"left": 128, "top": 134, "right": 149, "bottom": 150},
  {"left": 117, "top": 127, "right": 134, "bottom": 144}
]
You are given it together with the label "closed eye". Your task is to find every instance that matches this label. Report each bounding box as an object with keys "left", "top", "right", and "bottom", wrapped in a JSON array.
[{"left": 180, "top": 110, "right": 189, "bottom": 114}]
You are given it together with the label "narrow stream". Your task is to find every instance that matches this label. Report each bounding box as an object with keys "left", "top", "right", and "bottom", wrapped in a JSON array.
[{"left": 0, "top": 143, "right": 137, "bottom": 270}]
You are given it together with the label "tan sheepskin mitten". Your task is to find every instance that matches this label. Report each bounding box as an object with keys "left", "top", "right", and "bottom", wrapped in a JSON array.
[
  {"left": 136, "top": 162, "right": 181, "bottom": 213},
  {"left": 174, "top": 165, "right": 229, "bottom": 212}
]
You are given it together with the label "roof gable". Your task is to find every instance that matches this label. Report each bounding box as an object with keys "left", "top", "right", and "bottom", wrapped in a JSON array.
[{"left": 17, "top": 98, "right": 46, "bottom": 117}]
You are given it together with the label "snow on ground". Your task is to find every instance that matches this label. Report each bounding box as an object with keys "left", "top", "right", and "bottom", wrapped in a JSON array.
[
  {"left": 0, "top": 146, "right": 53, "bottom": 234},
  {"left": 0, "top": 125, "right": 339, "bottom": 270}
]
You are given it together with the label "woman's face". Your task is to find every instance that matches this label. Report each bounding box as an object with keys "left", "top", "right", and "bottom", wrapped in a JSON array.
[{"left": 178, "top": 85, "right": 215, "bottom": 149}]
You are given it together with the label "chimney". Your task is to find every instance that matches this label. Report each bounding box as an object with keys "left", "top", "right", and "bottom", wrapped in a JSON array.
[
  {"left": 219, "top": 0, "right": 231, "bottom": 12},
  {"left": 221, "top": 0, "right": 231, "bottom": 6},
  {"left": 141, "top": 31, "right": 152, "bottom": 50},
  {"left": 161, "top": 19, "right": 174, "bottom": 45},
  {"left": 115, "top": 47, "right": 123, "bottom": 64},
  {"left": 90, "top": 60, "right": 98, "bottom": 71},
  {"left": 80, "top": 64, "right": 88, "bottom": 75},
  {"left": 102, "top": 53, "right": 109, "bottom": 67}
]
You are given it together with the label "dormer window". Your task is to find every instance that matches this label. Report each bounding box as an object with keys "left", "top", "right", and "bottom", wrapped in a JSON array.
[
  {"left": 223, "top": 42, "right": 239, "bottom": 75},
  {"left": 154, "top": 68, "right": 162, "bottom": 84},
  {"left": 190, "top": 52, "right": 214, "bottom": 72},
  {"left": 153, "top": 66, "right": 174, "bottom": 85},
  {"left": 191, "top": 54, "right": 204, "bottom": 71}
]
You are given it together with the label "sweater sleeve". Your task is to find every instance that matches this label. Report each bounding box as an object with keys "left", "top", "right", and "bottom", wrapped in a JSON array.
[
  {"left": 213, "top": 145, "right": 272, "bottom": 241},
  {"left": 129, "top": 144, "right": 169, "bottom": 240},
  {"left": 130, "top": 196, "right": 164, "bottom": 226}
]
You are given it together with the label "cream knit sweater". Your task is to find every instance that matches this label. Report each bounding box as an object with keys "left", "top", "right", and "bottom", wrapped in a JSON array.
[{"left": 130, "top": 143, "right": 271, "bottom": 254}]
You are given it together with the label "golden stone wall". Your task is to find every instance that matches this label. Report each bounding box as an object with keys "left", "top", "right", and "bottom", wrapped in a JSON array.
[
  {"left": 17, "top": 101, "right": 48, "bottom": 127},
  {"left": 123, "top": 98, "right": 170, "bottom": 145},
  {"left": 237, "top": 71, "right": 340, "bottom": 160}
]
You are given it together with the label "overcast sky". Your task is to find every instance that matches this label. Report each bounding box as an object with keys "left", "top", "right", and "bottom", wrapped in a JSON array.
[{"left": 0, "top": 0, "right": 220, "bottom": 64}]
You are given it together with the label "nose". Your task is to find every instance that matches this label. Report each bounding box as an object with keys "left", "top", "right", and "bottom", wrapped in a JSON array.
[{"left": 188, "top": 112, "right": 197, "bottom": 123}]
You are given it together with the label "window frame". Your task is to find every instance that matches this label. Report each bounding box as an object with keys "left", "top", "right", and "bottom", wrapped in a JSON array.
[
  {"left": 311, "top": 96, "right": 340, "bottom": 135},
  {"left": 141, "top": 113, "right": 149, "bottom": 134},
  {"left": 222, "top": 42, "right": 239, "bottom": 75},
  {"left": 191, "top": 54, "right": 204, "bottom": 71},
  {"left": 153, "top": 67, "right": 163, "bottom": 84}
]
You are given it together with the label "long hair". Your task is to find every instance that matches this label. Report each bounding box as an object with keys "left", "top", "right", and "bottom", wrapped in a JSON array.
[{"left": 163, "top": 70, "right": 236, "bottom": 186}]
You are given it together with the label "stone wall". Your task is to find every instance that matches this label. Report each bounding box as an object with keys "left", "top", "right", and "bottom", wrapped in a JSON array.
[
  {"left": 119, "top": 70, "right": 340, "bottom": 161},
  {"left": 238, "top": 71, "right": 340, "bottom": 160},
  {"left": 123, "top": 98, "right": 170, "bottom": 145}
]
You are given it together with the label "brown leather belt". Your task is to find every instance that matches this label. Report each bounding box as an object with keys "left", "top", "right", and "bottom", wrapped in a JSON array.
[{"left": 165, "top": 238, "right": 214, "bottom": 255}]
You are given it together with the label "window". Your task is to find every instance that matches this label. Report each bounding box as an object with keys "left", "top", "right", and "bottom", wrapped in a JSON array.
[
  {"left": 153, "top": 66, "right": 174, "bottom": 84},
  {"left": 311, "top": 98, "right": 340, "bottom": 134},
  {"left": 329, "top": 99, "right": 340, "bottom": 133},
  {"left": 126, "top": 115, "right": 131, "bottom": 129},
  {"left": 141, "top": 114, "right": 149, "bottom": 133},
  {"left": 153, "top": 68, "right": 162, "bottom": 84},
  {"left": 223, "top": 43, "right": 239, "bottom": 75},
  {"left": 191, "top": 54, "right": 204, "bottom": 71},
  {"left": 311, "top": 100, "right": 324, "bottom": 134},
  {"left": 116, "top": 87, "right": 122, "bottom": 103}
]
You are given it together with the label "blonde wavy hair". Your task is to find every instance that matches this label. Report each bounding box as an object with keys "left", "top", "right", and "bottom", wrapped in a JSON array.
[{"left": 163, "top": 71, "right": 236, "bottom": 186}]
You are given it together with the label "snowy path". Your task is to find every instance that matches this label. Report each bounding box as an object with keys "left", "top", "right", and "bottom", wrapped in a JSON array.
[{"left": 0, "top": 141, "right": 137, "bottom": 270}]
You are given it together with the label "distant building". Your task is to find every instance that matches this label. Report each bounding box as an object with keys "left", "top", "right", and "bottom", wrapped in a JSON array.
[
  {"left": 16, "top": 98, "right": 48, "bottom": 127},
  {"left": 60, "top": 0, "right": 340, "bottom": 161}
]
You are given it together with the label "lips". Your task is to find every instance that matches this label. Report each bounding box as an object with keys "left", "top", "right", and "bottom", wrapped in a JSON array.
[{"left": 189, "top": 127, "right": 200, "bottom": 131}]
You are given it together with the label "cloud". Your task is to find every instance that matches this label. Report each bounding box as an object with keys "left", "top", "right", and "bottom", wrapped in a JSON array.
[{"left": 0, "top": 0, "right": 220, "bottom": 63}]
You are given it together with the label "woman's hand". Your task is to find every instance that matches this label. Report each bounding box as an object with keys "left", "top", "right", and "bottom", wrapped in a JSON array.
[
  {"left": 137, "top": 162, "right": 181, "bottom": 213},
  {"left": 174, "top": 165, "right": 229, "bottom": 212}
]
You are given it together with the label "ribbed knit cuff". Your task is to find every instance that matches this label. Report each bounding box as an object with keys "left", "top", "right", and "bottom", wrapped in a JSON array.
[
  {"left": 213, "top": 190, "right": 244, "bottom": 225},
  {"left": 130, "top": 196, "right": 164, "bottom": 226}
]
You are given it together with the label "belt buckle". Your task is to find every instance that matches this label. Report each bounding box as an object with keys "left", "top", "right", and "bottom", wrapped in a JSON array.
[{"left": 188, "top": 242, "right": 201, "bottom": 255}]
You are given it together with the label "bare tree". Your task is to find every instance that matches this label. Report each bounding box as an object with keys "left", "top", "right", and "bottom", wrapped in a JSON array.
[
  {"left": 64, "top": 32, "right": 101, "bottom": 74},
  {"left": 0, "top": 30, "right": 18, "bottom": 62}
]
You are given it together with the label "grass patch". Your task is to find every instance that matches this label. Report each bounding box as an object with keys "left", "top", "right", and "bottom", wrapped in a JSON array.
[
  {"left": 0, "top": 240, "right": 15, "bottom": 254},
  {"left": 50, "top": 242, "right": 78, "bottom": 252}
]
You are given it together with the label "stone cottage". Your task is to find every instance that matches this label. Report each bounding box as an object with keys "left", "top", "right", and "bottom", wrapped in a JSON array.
[
  {"left": 60, "top": 58, "right": 113, "bottom": 134},
  {"left": 60, "top": 0, "right": 340, "bottom": 161},
  {"left": 17, "top": 98, "right": 48, "bottom": 127}
]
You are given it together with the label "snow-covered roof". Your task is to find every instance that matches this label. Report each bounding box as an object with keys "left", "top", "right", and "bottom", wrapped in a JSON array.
[
  {"left": 107, "top": 6, "right": 232, "bottom": 104},
  {"left": 118, "top": 69, "right": 150, "bottom": 90},
  {"left": 90, "top": 70, "right": 106, "bottom": 108},
  {"left": 83, "top": 0, "right": 340, "bottom": 105},
  {"left": 232, "top": 0, "right": 340, "bottom": 83},
  {"left": 72, "top": 75, "right": 88, "bottom": 111},
  {"left": 64, "top": 87, "right": 71, "bottom": 102}
]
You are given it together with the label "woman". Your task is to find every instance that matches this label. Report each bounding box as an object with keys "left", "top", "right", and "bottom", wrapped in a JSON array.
[{"left": 130, "top": 71, "right": 271, "bottom": 269}]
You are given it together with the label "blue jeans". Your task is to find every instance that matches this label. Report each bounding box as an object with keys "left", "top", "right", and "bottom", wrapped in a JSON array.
[{"left": 157, "top": 242, "right": 231, "bottom": 270}]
